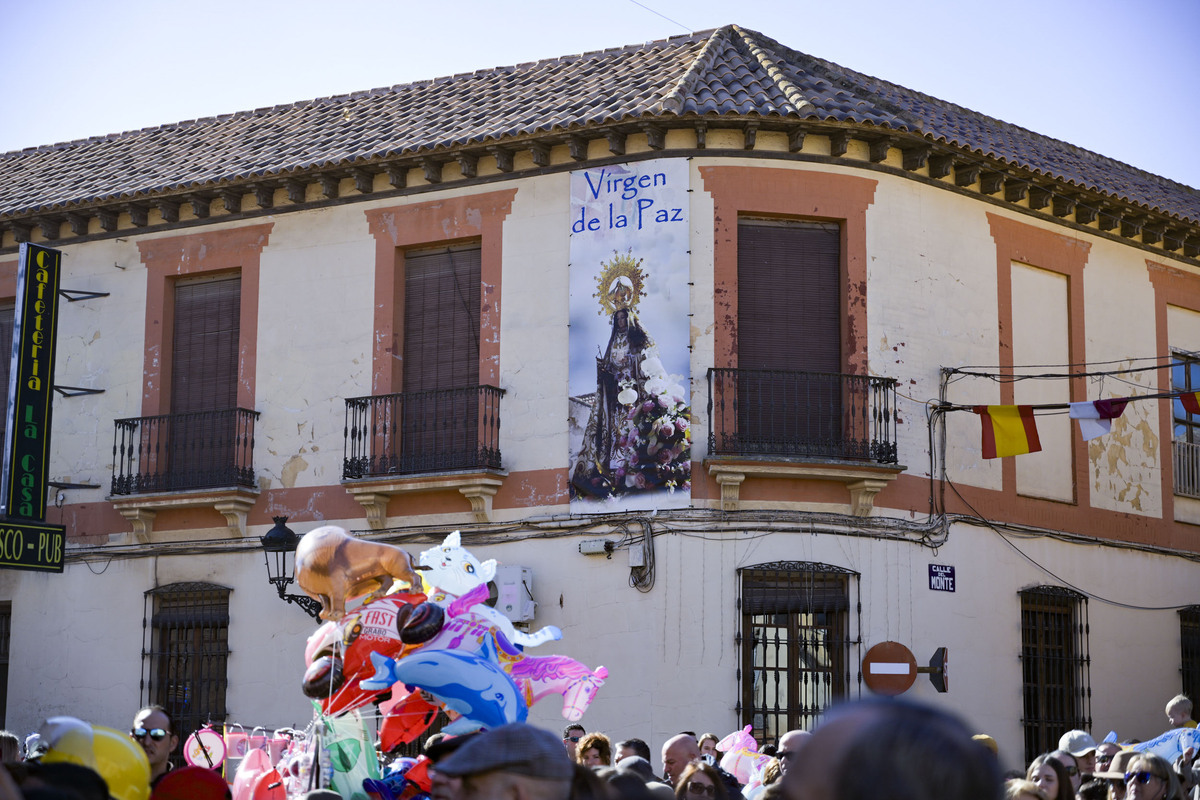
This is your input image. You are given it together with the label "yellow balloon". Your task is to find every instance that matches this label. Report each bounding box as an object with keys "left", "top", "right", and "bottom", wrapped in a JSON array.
[
  {"left": 92, "top": 726, "right": 151, "bottom": 800},
  {"left": 38, "top": 716, "right": 96, "bottom": 769}
]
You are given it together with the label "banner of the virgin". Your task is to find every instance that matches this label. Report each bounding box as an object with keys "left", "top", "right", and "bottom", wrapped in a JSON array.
[{"left": 567, "top": 158, "right": 691, "bottom": 512}]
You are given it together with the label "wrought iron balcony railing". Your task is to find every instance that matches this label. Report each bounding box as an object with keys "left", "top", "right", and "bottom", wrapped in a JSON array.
[
  {"left": 343, "top": 385, "right": 505, "bottom": 479},
  {"left": 707, "top": 368, "right": 899, "bottom": 463},
  {"left": 1174, "top": 439, "right": 1200, "bottom": 499},
  {"left": 112, "top": 407, "right": 259, "bottom": 495}
]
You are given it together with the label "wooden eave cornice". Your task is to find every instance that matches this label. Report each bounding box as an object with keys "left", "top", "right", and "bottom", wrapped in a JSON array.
[{"left": 2, "top": 117, "right": 1197, "bottom": 263}]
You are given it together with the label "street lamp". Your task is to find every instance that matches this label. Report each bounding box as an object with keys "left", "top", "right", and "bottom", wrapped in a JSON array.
[{"left": 260, "top": 516, "right": 323, "bottom": 621}]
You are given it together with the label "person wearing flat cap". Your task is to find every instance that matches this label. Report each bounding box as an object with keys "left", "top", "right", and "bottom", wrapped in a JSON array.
[{"left": 433, "top": 722, "right": 574, "bottom": 800}]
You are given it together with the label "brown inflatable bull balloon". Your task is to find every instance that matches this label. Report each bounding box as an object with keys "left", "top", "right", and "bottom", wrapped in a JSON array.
[{"left": 294, "top": 525, "right": 422, "bottom": 621}]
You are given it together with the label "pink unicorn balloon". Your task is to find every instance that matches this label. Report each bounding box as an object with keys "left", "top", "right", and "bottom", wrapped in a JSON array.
[{"left": 717, "top": 725, "right": 773, "bottom": 787}]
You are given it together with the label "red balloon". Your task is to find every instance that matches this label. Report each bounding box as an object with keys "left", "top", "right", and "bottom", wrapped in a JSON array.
[{"left": 379, "top": 693, "right": 440, "bottom": 752}]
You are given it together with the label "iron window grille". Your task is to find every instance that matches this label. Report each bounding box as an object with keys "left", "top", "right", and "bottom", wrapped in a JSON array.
[
  {"left": 737, "top": 562, "right": 860, "bottom": 745},
  {"left": 1181, "top": 606, "right": 1200, "bottom": 713},
  {"left": 0, "top": 601, "right": 9, "bottom": 725},
  {"left": 1019, "top": 585, "right": 1091, "bottom": 763},
  {"left": 141, "top": 583, "right": 231, "bottom": 750}
]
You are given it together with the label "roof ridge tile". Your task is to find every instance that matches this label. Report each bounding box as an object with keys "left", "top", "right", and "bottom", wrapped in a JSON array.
[
  {"left": 732, "top": 25, "right": 812, "bottom": 114},
  {"left": 660, "top": 25, "right": 736, "bottom": 115}
]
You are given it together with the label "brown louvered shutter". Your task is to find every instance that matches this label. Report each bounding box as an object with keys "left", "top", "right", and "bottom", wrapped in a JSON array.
[
  {"left": 400, "top": 245, "right": 481, "bottom": 468},
  {"left": 171, "top": 276, "right": 240, "bottom": 413},
  {"left": 0, "top": 305, "right": 13, "bottom": 446},
  {"left": 169, "top": 276, "right": 240, "bottom": 488},
  {"left": 736, "top": 221, "right": 842, "bottom": 453},
  {"left": 403, "top": 245, "right": 481, "bottom": 392},
  {"left": 737, "top": 220, "right": 840, "bottom": 371}
]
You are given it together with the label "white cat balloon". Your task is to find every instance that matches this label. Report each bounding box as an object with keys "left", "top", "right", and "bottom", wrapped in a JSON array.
[{"left": 418, "top": 531, "right": 561, "bottom": 648}]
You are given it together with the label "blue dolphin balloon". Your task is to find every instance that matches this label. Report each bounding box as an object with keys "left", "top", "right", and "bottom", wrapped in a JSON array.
[{"left": 364, "top": 635, "right": 528, "bottom": 734}]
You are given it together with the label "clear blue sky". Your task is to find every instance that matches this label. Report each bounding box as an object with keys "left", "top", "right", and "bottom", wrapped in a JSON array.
[{"left": 2, "top": 0, "right": 1198, "bottom": 189}]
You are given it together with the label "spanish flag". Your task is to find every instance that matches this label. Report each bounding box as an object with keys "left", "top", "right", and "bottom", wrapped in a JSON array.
[
  {"left": 1181, "top": 392, "right": 1200, "bottom": 416},
  {"left": 973, "top": 405, "right": 1042, "bottom": 458}
]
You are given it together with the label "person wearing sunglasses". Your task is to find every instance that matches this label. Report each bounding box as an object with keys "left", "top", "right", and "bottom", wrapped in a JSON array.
[
  {"left": 130, "top": 706, "right": 178, "bottom": 787},
  {"left": 562, "top": 724, "right": 586, "bottom": 761},
  {"left": 674, "top": 761, "right": 729, "bottom": 800},
  {"left": 776, "top": 729, "right": 812, "bottom": 776},
  {"left": 1091, "top": 749, "right": 1139, "bottom": 800},
  {"left": 1027, "top": 753, "right": 1076, "bottom": 800},
  {"left": 1119, "top": 753, "right": 1184, "bottom": 800},
  {"left": 1050, "top": 750, "right": 1085, "bottom": 795},
  {"left": 1096, "top": 743, "right": 1123, "bottom": 773}
]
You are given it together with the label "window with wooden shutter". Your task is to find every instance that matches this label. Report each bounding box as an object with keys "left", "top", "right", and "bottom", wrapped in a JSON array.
[
  {"left": 172, "top": 276, "right": 240, "bottom": 413},
  {"left": 736, "top": 220, "right": 842, "bottom": 452},
  {"left": 168, "top": 276, "right": 241, "bottom": 488},
  {"left": 0, "top": 305, "right": 13, "bottom": 448},
  {"left": 737, "top": 219, "right": 840, "bottom": 372},
  {"left": 398, "top": 245, "right": 481, "bottom": 465},
  {"left": 403, "top": 245, "right": 480, "bottom": 392}
]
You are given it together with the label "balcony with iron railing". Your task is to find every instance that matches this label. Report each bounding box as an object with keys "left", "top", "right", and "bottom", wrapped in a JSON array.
[
  {"left": 112, "top": 407, "right": 259, "bottom": 494},
  {"left": 109, "top": 408, "right": 261, "bottom": 541},
  {"left": 705, "top": 368, "right": 903, "bottom": 514},
  {"left": 1174, "top": 439, "right": 1200, "bottom": 500},
  {"left": 341, "top": 385, "right": 506, "bottom": 527}
]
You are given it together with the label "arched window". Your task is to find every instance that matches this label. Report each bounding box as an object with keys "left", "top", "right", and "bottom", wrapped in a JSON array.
[{"left": 738, "top": 562, "right": 860, "bottom": 743}]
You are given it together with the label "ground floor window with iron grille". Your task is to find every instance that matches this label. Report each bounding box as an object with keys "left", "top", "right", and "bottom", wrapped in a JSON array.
[
  {"left": 141, "top": 583, "right": 231, "bottom": 749},
  {"left": 0, "top": 601, "right": 10, "bottom": 725},
  {"left": 1182, "top": 606, "right": 1200, "bottom": 711},
  {"left": 1019, "top": 586, "right": 1091, "bottom": 763},
  {"left": 738, "top": 562, "right": 858, "bottom": 746}
]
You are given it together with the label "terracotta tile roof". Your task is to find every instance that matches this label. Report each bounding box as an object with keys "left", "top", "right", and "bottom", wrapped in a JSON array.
[{"left": 2, "top": 25, "right": 1197, "bottom": 225}]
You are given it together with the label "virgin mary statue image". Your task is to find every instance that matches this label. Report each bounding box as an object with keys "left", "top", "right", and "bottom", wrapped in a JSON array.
[{"left": 571, "top": 252, "right": 691, "bottom": 500}]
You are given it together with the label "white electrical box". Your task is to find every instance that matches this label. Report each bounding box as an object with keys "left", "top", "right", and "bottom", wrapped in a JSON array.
[{"left": 493, "top": 565, "right": 536, "bottom": 622}]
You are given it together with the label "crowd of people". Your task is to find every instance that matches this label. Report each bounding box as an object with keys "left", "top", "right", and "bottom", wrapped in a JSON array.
[
  {"left": 1, "top": 693, "right": 1197, "bottom": 800},
  {"left": 1009, "top": 695, "right": 1200, "bottom": 800}
]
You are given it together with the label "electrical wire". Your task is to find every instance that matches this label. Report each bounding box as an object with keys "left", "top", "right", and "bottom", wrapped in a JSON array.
[
  {"left": 942, "top": 474, "right": 1198, "bottom": 610},
  {"left": 626, "top": 0, "right": 691, "bottom": 32},
  {"left": 947, "top": 353, "right": 1178, "bottom": 377}
]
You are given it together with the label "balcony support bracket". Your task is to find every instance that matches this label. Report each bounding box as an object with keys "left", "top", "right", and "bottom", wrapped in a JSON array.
[
  {"left": 713, "top": 471, "right": 746, "bottom": 511},
  {"left": 344, "top": 470, "right": 508, "bottom": 529},
  {"left": 705, "top": 459, "right": 904, "bottom": 515},
  {"left": 109, "top": 487, "right": 260, "bottom": 543}
]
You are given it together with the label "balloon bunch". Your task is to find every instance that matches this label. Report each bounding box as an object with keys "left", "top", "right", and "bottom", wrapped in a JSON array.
[
  {"left": 299, "top": 529, "right": 607, "bottom": 748},
  {"left": 717, "top": 725, "right": 773, "bottom": 795}
]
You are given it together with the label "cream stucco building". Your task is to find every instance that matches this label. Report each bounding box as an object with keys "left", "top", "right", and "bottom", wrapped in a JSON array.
[{"left": 0, "top": 25, "right": 1198, "bottom": 775}]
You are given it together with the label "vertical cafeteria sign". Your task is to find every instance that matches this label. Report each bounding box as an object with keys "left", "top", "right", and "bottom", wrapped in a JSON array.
[
  {"left": 568, "top": 158, "right": 692, "bottom": 513},
  {"left": 0, "top": 243, "right": 65, "bottom": 572}
]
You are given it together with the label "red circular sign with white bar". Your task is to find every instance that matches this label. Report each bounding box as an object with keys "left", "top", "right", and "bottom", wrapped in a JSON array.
[{"left": 862, "top": 640, "right": 917, "bottom": 695}]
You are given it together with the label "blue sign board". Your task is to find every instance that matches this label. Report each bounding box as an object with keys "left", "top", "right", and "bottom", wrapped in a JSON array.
[{"left": 928, "top": 564, "right": 955, "bottom": 592}]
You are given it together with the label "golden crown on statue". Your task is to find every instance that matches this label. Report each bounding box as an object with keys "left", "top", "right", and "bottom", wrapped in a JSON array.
[{"left": 594, "top": 250, "right": 647, "bottom": 316}]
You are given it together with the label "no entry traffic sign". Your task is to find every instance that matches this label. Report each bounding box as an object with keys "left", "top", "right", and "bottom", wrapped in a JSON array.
[{"left": 862, "top": 640, "right": 917, "bottom": 695}]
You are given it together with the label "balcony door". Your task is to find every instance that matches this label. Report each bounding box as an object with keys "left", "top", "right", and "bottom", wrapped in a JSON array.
[
  {"left": 736, "top": 219, "right": 841, "bottom": 455},
  {"left": 399, "top": 244, "right": 481, "bottom": 471},
  {"left": 169, "top": 275, "right": 240, "bottom": 489}
]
